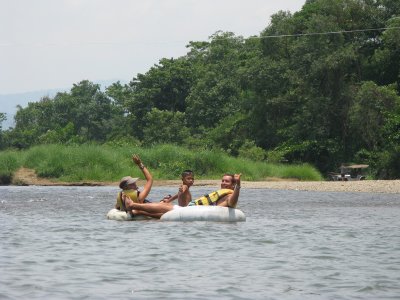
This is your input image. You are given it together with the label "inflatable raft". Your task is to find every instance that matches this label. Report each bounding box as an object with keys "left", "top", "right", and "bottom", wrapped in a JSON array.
[
  {"left": 107, "top": 206, "right": 246, "bottom": 222},
  {"left": 161, "top": 206, "right": 246, "bottom": 222}
]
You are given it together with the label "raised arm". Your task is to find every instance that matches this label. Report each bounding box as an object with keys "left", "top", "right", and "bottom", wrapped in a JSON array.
[
  {"left": 132, "top": 154, "right": 153, "bottom": 202},
  {"left": 227, "top": 173, "right": 241, "bottom": 208}
]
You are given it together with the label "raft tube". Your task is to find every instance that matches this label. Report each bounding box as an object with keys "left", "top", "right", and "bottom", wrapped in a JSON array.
[
  {"left": 106, "top": 208, "right": 152, "bottom": 221},
  {"left": 160, "top": 206, "right": 246, "bottom": 222}
]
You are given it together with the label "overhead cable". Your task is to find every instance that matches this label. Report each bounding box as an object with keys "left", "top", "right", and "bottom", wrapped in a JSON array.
[{"left": 1, "top": 27, "right": 399, "bottom": 47}]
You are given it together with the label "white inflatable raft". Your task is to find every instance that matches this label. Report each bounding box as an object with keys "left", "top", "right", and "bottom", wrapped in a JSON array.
[
  {"left": 160, "top": 206, "right": 246, "bottom": 222},
  {"left": 107, "top": 206, "right": 246, "bottom": 222}
]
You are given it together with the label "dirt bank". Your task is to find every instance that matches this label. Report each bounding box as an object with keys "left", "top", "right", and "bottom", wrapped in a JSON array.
[{"left": 9, "top": 167, "right": 400, "bottom": 194}]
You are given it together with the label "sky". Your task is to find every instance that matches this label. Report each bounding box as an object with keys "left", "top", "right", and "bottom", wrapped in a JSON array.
[{"left": 0, "top": 0, "right": 305, "bottom": 95}]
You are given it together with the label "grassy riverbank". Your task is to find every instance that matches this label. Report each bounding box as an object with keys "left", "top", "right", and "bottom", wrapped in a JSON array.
[{"left": 0, "top": 144, "right": 323, "bottom": 184}]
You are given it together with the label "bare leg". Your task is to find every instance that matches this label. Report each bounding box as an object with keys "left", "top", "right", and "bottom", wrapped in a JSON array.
[
  {"left": 131, "top": 209, "right": 164, "bottom": 219},
  {"left": 125, "top": 196, "right": 174, "bottom": 214}
]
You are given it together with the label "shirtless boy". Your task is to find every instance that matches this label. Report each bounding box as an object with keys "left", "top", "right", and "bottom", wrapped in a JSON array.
[{"left": 160, "top": 170, "right": 194, "bottom": 206}]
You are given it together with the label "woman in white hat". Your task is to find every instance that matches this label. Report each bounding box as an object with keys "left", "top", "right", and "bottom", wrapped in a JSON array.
[{"left": 115, "top": 154, "right": 155, "bottom": 217}]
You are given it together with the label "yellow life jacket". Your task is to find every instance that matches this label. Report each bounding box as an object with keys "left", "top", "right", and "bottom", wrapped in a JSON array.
[
  {"left": 116, "top": 189, "right": 138, "bottom": 212},
  {"left": 192, "top": 189, "right": 233, "bottom": 206}
]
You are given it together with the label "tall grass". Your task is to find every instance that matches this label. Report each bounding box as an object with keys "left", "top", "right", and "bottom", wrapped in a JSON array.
[
  {"left": 0, "top": 150, "right": 22, "bottom": 184},
  {"left": 22, "top": 144, "right": 142, "bottom": 182},
  {"left": 0, "top": 143, "right": 323, "bottom": 183}
]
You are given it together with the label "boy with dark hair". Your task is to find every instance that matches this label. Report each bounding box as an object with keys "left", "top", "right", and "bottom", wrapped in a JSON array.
[{"left": 160, "top": 170, "right": 194, "bottom": 206}]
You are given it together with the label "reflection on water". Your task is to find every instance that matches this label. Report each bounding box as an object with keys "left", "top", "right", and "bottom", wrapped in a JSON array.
[{"left": 1, "top": 186, "right": 400, "bottom": 299}]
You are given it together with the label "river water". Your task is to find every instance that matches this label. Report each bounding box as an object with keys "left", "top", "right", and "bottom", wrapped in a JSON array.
[{"left": 1, "top": 186, "right": 399, "bottom": 300}]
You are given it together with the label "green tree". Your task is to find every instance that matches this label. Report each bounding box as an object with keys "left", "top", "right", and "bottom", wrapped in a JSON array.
[
  {"left": 349, "top": 82, "right": 400, "bottom": 151},
  {"left": 142, "top": 108, "right": 189, "bottom": 145},
  {"left": 369, "top": 17, "right": 400, "bottom": 88},
  {"left": 105, "top": 81, "right": 136, "bottom": 140},
  {"left": 126, "top": 57, "right": 194, "bottom": 139},
  {"left": 0, "top": 112, "right": 6, "bottom": 128},
  {"left": 9, "top": 80, "right": 123, "bottom": 148},
  {"left": 185, "top": 32, "right": 246, "bottom": 135},
  {"left": 0, "top": 112, "right": 6, "bottom": 149}
]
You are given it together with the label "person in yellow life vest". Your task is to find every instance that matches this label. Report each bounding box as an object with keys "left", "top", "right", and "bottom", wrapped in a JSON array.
[
  {"left": 120, "top": 173, "right": 241, "bottom": 218},
  {"left": 115, "top": 154, "right": 162, "bottom": 218}
]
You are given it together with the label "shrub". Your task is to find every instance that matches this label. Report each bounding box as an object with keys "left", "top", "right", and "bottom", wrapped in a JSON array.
[{"left": 0, "top": 151, "right": 20, "bottom": 184}]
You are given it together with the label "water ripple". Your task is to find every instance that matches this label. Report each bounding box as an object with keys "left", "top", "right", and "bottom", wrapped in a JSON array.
[{"left": 1, "top": 186, "right": 399, "bottom": 299}]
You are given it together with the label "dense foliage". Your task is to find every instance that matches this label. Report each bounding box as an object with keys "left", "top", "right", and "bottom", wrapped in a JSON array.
[{"left": 1, "top": 0, "right": 399, "bottom": 178}]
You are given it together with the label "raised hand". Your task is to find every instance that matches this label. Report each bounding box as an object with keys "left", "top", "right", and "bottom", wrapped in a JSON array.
[
  {"left": 132, "top": 154, "right": 142, "bottom": 165},
  {"left": 234, "top": 173, "right": 242, "bottom": 186}
]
